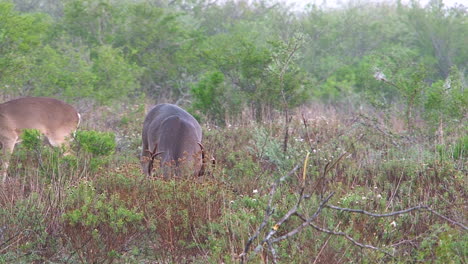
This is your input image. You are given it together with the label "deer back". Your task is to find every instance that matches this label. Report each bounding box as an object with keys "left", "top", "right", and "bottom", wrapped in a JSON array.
[
  {"left": 141, "top": 103, "right": 202, "bottom": 177},
  {"left": 0, "top": 97, "right": 79, "bottom": 135}
]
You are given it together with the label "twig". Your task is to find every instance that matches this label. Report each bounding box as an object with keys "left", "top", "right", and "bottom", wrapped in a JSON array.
[
  {"left": 424, "top": 206, "right": 468, "bottom": 231},
  {"left": 323, "top": 151, "right": 348, "bottom": 177},
  {"left": 294, "top": 211, "right": 394, "bottom": 256},
  {"left": 326, "top": 204, "right": 468, "bottom": 231},
  {"left": 308, "top": 221, "right": 393, "bottom": 257},
  {"left": 267, "top": 241, "right": 278, "bottom": 264},
  {"left": 0, "top": 229, "right": 39, "bottom": 254},
  {"left": 386, "top": 171, "right": 404, "bottom": 211},
  {"left": 313, "top": 222, "right": 341, "bottom": 264},
  {"left": 270, "top": 192, "right": 335, "bottom": 244},
  {"left": 245, "top": 192, "right": 334, "bottom": 262},
  {"left": 301, "top": 113, "right": 314, "bottom": 151},
  {"left": 358, "top": 114, "right": 400, "bottom": 146},
  {"left": 240, "top": 165, "right": 299, "bottom": 263},
  {"left": 249, "top": 158, "right": 313, "bottom": 258}
]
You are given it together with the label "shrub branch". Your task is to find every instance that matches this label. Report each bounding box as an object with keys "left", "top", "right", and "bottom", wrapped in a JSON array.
[
  {"left": 240, "top": 149, "right": 467, "bottom": 263},
  {"left": 240, "top": 164, "right": 300, "bottom": 263},
  {"left": 326, "top": 204, "right": 467, "bottom": 231}
]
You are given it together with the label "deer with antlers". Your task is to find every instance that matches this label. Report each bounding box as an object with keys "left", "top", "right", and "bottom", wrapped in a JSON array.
[{"left": 140, "top": 103, "right": 205, "bottom": 178}]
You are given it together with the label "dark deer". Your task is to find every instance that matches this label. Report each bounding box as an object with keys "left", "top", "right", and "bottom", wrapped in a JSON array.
[
  {"left": 0, "top": 97, "right": 80, "bottom": 182},
  {"left": 140, "top": 103, "right": 204, "bottom": 177}
]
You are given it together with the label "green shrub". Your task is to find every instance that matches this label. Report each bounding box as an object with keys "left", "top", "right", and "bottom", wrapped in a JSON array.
[
  {"left": 62, "top": 180, "right": 144, "bottom": 263},
  {"left": 191, "top": 71, "right": 243, "bottom": 125},
  {"left": 436, "top": 135, "right": 467, "bottom": 161},
  {"left": 416, "top": 224, "right": 468, "bottom": 263},
  {"left": 20, "top": 129, "right": 43, "bottom": 151},
  {"left": 0, "top": 193, "right": 57, "bottom": 263},
  {"left": 452, "top": 135, "right": 467, "bottom": 160},
  {"left": 75, "top": 130, "right": 116, "bottom": 156},
  {"left": 140, "top": 179, "right": 226, "bottom": 259}
]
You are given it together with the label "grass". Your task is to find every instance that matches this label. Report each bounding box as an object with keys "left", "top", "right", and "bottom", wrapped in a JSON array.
[{"left": 0, "top": 102, "right": 466, "bottom": 263}]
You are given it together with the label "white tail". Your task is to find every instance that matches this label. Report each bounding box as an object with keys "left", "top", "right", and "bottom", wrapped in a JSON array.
[
  {"left": 140, "top": 103, "right": 204, "bottom": 178},
  {"left": 0, "top": 97, "right": 80, "bottom": 182}
]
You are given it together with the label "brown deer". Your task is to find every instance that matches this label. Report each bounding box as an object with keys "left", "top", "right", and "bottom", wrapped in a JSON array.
[
  {"left": 140, "top": 103, "right": 204, "bottom": 178},
  {"left": 0, "top": 97, "right": 80, "bottom": 182}
]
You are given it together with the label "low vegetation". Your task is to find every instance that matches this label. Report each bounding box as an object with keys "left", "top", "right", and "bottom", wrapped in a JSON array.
[{"left": 0, "top": 102, "right": 466, "bottom": 263}]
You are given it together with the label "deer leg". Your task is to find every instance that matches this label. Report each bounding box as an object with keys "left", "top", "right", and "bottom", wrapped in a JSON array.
[{"left": 1, "top": 137, "right": 17, "bottom": 183}]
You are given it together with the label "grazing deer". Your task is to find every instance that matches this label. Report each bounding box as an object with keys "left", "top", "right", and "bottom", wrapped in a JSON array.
[
  {"left": 0, "top": 97, "right": 80, "bottom": 182},
  {"left": 141, "top": 103, "right": 204, "bottom": 178}
]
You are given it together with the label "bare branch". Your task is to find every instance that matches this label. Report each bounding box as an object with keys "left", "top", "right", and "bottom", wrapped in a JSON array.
[
  {"left": 294, "top": 211, "right": 393, "bottom": 257},
  {"left": 267, "top": 241, "right": 278, "bottom": 264},
  {"left": 424, "top": 206, "right": 468, "bottom": 231},
  {"left": 309, "top": 221, "right": 393, "bottom": 256},
  {"left": 240, "top": 165, "right": 300, "bottom": 263},
  {"left": 323, "top": 151, "right": 348, "bottom": 177},
  {"left": 326, "top": 204, "right": 468, "bottom": 231},
  {"left": 301, "top": 113, "right": 315, "bottom": 151},
  {"left": 327, "top": 204, "right": 426, "bottom": 217},
  {"left": 270, "top": 192, "right": 335, "bottom": 244}
]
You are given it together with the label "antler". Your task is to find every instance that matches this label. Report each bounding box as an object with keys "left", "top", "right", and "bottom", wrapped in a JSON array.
[
  {"left": 197, "top": 142, "right": 205, "bottom": 161},
  {"left": 145, "top": 143, "right": 164, "bottom": 175},
  {"left": 197, "top": 142, "right": 206, "bottom": 176}
]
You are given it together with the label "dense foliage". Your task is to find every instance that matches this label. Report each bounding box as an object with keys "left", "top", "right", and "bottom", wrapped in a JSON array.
[{"left": 1, "top": 0, "right": 466, "bottom": 125}]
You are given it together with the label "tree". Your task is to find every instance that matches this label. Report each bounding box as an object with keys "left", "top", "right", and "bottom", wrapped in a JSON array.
[
  {"left": 424, "top": 66, "right": 467, "bottom": 128},
  {"left": 265, "top": 34, "right": 310, "bottom": 151},
  {"left": 91, "top": 45, "right": 142, "bottom": 104},
  {"left": 191, "top": 71, "right": 243, "bottom": 125},
  {"left": 400, "top": 0, "right": 468, "bottom": 80},
  {"left": 0, "top": 1, "right": 50, "bottom": 95}
]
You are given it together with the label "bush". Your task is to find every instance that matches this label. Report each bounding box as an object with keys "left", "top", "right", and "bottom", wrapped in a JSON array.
[
  {"left": 452, "top": 135, "right": 467, "bottom": 160},
  {"left": 73, "top": 130, "right": 116, "bottom": 172},
  {"left": 19, "top": 129, "right": 43, "bottom": 151},
  {"left": 191, "top": 71, "right": 243, "bottom": 125},
  {"left": 75, "top": 130, "right": 116, "bottom": 156},
  {"left": 62, "top": 180, "right": 144, "bottom": 263},
  {"left": 138, "top": 178, "right": 227, "bottom": 261}
]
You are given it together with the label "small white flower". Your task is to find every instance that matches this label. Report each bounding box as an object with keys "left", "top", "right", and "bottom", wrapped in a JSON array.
[
  {"left": 390, "top": 221, "right": 397, "bottom": 227},
  {"left": 362, "top": 196, "right": 367, "bottom": 200},
  {"left": 253, "top": 189, "right": 258, "bottom": 194},
  {"left": 377, "top": 194, "right": 382, "bottom": 199}
]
